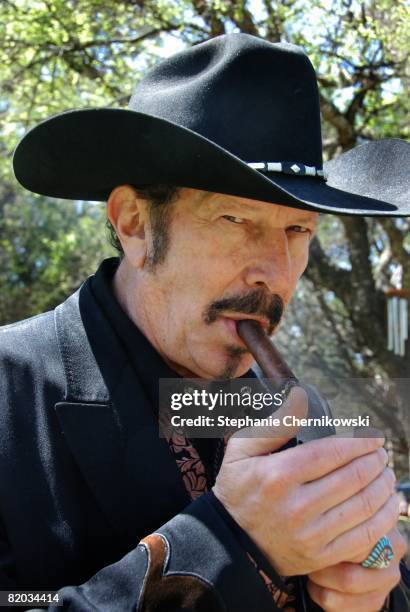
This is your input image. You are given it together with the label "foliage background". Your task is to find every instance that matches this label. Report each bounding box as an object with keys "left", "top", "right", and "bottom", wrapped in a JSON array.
[{"left": 0, "top": 0, "right": 409, "bottom": 471}]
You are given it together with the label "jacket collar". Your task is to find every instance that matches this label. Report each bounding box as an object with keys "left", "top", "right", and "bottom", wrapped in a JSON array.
[{"left": 54, "top": 278, "right": 189, "bottom": 545}]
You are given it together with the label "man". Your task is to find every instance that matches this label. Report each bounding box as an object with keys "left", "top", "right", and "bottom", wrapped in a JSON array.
[{"left": 2, "top": 34, "right": 409, "bottom": 610}]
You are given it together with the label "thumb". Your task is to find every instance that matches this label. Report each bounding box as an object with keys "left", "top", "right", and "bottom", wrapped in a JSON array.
[{"left": 226, "top": 386, "right": 308, "bottom": 461}]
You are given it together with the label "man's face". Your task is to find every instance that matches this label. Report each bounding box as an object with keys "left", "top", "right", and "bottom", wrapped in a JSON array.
[{"left": 129, "top": 188, "right": 318, "bottom": 379}]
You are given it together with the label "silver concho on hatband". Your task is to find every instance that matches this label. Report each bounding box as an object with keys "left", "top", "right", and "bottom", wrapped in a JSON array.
[{"left": 248, "top": 161, "right": 327, "bottom": 180}]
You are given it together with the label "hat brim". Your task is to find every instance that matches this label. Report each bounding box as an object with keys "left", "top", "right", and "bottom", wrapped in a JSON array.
[
  {"left": 324, "top": 138, "right": 409, "bottom": 215},
  {"left": 13, "top": 108, "right": 409, "bottom": 216}
]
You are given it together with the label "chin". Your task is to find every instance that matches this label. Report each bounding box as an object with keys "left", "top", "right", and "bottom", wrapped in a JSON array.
[
  {"left": 232, "top": 358, "right": 255, "bottom": 378},
  {"left": 205, "top": 350, "right": 254, "bottom": 380},
  {"left": 180, "top": 342, "right": 253, "bottom": 379}
]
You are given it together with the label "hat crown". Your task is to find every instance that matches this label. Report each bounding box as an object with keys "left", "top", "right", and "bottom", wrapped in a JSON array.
[
  {"left": 129, "top": 34, "right": 323, "bottom": 168},
  {"left": 13, "top": 34, "right": 407, "bottom": 214}
]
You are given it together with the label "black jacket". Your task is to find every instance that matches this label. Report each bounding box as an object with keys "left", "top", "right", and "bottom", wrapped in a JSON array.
[
  {"left": 0, "top": 271, "right": 409, "bottom": 611},
  {"left": 0, "top": 274, "right": 289, "bottom": 611}
]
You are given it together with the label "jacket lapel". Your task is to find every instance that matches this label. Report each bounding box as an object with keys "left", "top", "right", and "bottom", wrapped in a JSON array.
[{"left": 54, "top": 280, "right": 189, "bottom": 546}]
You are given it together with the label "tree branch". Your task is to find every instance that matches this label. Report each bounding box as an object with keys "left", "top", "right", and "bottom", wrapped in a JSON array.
[
  {"left": 319, "top": 91, "right": 356, "bottom": 150},
  {"left": 262, "top": 0, "right": 283, "bottom": 41},
  {"left": 339, "top": 217, "right": 387, "bottom": 351},
  {"left": 191, "top": 0, "right": 225, "bottom": 36},
  {"left": 304, "top": 237, "right": 352, "bottom": 302},
  {"left": 226, "top": 0, "right": 259, "bottom": 36},
  {"left": 380, "top": 219, "right": 409, "bottom": 268},
  {"left": 345, "top": 75, "right": 380, "bottom": 124},
  {"left": 312, "top": 285, "right": 361, "bottom": 373}
]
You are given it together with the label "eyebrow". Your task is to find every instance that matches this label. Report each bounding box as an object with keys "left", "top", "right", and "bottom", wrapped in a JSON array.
[
  {"left": 289, "top": 214, "right": 318, "bottom": 224},
  {"left": 240, "top": 205, "right": 318, "bottom": 225},
  {"left": 210, "top": 195, "right": 318, "bottom": 223}
]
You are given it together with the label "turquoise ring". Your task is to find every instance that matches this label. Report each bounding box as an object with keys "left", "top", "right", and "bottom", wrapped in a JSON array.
[{"left": 361, "top": 536, "right": 394, "bottom": 569}]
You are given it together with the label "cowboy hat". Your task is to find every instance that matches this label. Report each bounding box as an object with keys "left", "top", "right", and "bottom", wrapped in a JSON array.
[
  {"left": 325, "top": 138, "right": 409, "bottom": 212},
  {"left": 13, "top": 34, "right": 410, "bottom": 216}
]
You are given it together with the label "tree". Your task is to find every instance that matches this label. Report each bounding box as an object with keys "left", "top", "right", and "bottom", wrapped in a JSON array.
[
  {"left": 1, "top": 0, "right": 409, "bottom": 466},
  {"left": 0, "top": 194, "right": 114, "bottom": 324}
]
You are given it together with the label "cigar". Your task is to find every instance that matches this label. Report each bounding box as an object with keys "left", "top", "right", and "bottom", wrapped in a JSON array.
[{"left": 236, "top": 319, "right": 298, "bottom": 389}]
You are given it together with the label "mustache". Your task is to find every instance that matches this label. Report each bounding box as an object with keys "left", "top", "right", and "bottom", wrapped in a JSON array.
[{"left": 204, "top": 289, "right": 284, "bottom": 335}]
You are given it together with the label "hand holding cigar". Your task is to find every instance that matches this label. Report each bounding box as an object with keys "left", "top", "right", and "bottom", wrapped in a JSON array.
[{"left": 212, "top": 320, "right": 400, "bottom": 577}]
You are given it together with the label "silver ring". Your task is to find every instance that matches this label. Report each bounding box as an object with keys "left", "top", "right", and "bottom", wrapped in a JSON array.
[{"left": 361, "top": 536, "right": 394, "bottom": 569}]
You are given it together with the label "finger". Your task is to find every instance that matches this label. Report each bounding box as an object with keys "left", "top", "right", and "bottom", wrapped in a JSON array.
[
  {"left": 307, "top": 580, "right": 391, "bottom": 612},
  {"left": 227, "top": 386, "right": 307, "bottom": 459},
  {"left": 316, "top": 467, "right": 395, "bottom": 539},
  {"left": 267, "top": 434, "right": 384, "bottom": 485},
  {"left": 309, "top": 560, "right": 401, "bottom": 594},
  {"left": 323, "top": 493, "right": 401, "bottom": 566},
  {"left": 301, "top": 447, "right": 389, "bottom": 516},
  {"left": 349, "top": 525, "right": 408, "bottom": 565}
]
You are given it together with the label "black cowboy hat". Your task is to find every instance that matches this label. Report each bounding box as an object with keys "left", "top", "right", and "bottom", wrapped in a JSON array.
[
  {"left": 325, "top": 138, "right": 409, "bottom": 213},
  {"left": 13, "top": 34, "right": 410, "bottom": 216}
]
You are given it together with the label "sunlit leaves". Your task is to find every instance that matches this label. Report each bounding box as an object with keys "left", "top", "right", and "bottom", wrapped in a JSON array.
[{"left": 0, "top": 194, "right": 114, "bottom": 323}]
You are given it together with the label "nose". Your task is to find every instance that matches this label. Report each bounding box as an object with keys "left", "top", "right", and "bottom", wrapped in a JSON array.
[{"left": 242, "top": 229, "right": 292, "bottom": 295}]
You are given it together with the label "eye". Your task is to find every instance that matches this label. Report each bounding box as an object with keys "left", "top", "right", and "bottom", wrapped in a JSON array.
[
  {"left": 287, "top": 225, "right": 310, "bottom": 234},
  {"left": 222, "top": 215, "right": 245, "bottom": 224}
]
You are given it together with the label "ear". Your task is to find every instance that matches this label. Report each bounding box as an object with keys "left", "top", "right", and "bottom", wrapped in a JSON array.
[{"left": 107, "top": 185, "right": 149, "bottom": 268}]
